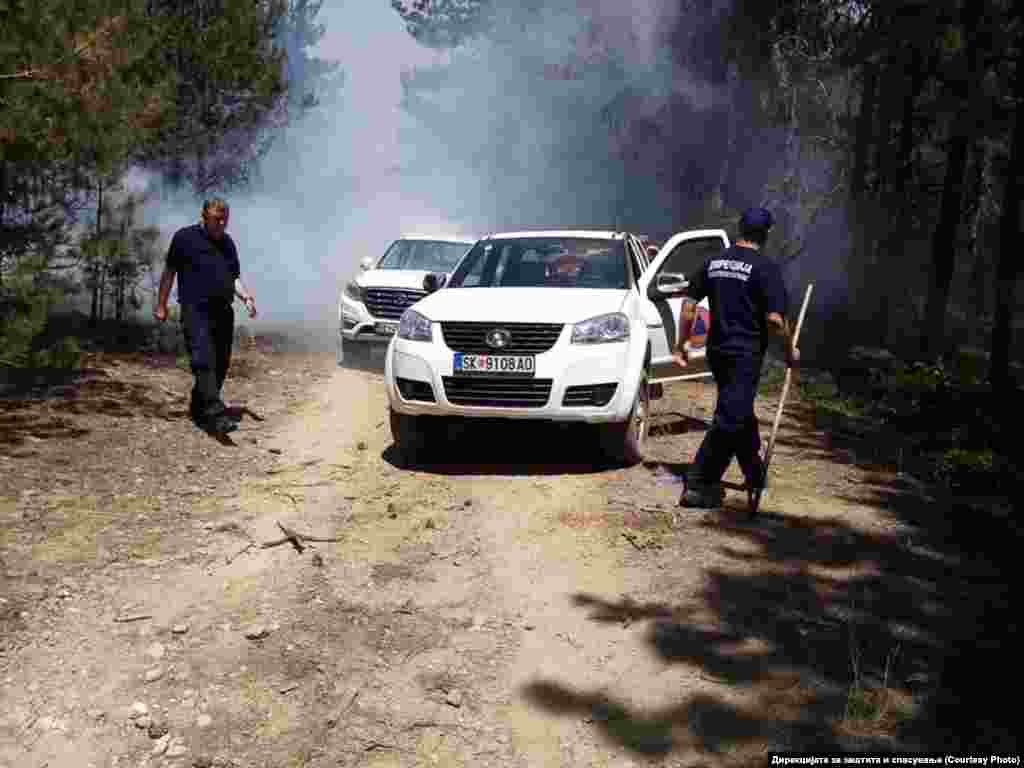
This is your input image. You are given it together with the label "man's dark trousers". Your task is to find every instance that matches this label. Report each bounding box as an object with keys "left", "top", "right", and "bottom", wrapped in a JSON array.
[
  {"left": 181, "top": 301, "right": 234, "bottom": 423},
  {"left": 689, "top": 352, "right": 765, "bottom": 489}
]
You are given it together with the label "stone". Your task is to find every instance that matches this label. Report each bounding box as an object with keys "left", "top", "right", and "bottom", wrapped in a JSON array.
[
  {"left": 130, "top": 702, "right": 149, "bottom": 718},
  {"left": 148, "top": 720, "right": 168, "bottom": 739},
  {"left": 134, "top": 715, "right": 153, "bottom": 730},
  {"left": 171, "top": 624, "right": 189, "bottom": 635},
  {"left": 243, "top": 625, "right": 268, "bottom": 640},
  {"left": 445, "top": 690, "right": 463, "bottom": 708},
  {"left": 144, "top": 666, "right": 165, "bottom": 683}
]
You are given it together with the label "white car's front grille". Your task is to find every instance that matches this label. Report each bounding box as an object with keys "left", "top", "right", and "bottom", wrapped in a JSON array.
[
  {"left": 440, "top": 322, "right": 563, "bottom": 354},
  {"left": 365, "top": 288, "right": 428, "bottom": 320},
  {"left": 442, "top": 376, "right": 553, "bottom": 408}
]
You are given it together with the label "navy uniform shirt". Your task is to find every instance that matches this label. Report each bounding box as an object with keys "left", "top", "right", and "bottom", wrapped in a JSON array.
[
  {"left": 165, "top": 224, "right": 240, "bottom": 305},
  {"left": 685, "top": 244, "right": 788, "bottom": 357}
]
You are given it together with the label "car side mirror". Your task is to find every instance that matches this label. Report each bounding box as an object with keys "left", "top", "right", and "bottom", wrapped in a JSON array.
[
  {"left": 647, "top": 271, "right": 688, "bottom": 300},
  {"left": 423, "top": 272, "right": 447, "bottom": 293},
  {"left": 359, "top": 256, "right": 374, "bottom": 271}
]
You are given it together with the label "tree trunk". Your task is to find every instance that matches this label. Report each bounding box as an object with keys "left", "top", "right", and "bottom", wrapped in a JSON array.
[
  {"left": 850, "top": 61, "right": 878, "bottom": 206},
  {"left": 846, "top": 60, "right": 879, "bottom": 330},
  {"left": 89, "top": 180, "right": 104, "bottom": 327},
  {"left": 921, "top": 3, "right": 982, "bottom": 360},
  {"left": 966, "top": 141, "right": 992, "bottom": 319},
  {"left": 878, "top": 46, "right": 923, "bottom": 349},
  {"left": 989, "top": 62, "right": 1024, "bottom": 398}
]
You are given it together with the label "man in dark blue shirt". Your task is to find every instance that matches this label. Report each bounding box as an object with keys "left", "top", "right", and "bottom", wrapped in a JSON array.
[
  {"left": 154, "top": 198, "right": 257, "bottom": 434},
  {"left": 673, "top": 207, "right": 799, "bottom": 509}
]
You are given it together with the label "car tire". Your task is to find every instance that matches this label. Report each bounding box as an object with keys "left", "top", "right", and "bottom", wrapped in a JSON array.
[
  {"left": 389, "top": 408, "right": 430, "bottom": 464},
  {"left": 599, "top": 365, "right": 650, "bottom": 467}
]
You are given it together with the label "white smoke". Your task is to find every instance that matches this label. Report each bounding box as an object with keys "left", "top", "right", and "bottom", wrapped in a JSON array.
[{"left": 137, "top": 0, "right": 766, "bottom": 341}]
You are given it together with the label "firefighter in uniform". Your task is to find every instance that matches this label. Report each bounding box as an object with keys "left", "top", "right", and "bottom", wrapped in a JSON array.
[{"left": 673, "top": 207, "right": 799, "bottom": 508}]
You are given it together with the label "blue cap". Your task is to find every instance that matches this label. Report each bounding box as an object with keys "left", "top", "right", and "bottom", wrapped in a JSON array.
[{"left": 739, "top": 207, "right": 774, "bottom": 231}]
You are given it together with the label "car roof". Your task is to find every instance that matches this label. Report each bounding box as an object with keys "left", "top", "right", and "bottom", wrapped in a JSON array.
[
  {"left": 483, "top": 230, "right": 626, "bottom": 240},
  {"left": 398, "top": 233, "right": 476, "bottom": 243}
]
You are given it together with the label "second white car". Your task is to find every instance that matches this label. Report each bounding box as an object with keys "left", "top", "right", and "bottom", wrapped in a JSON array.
[{"left": 338, "top": 234, "right": 476, "bottom": 365}]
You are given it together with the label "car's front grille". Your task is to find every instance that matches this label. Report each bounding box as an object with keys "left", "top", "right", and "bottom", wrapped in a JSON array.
[
  {"left": 364, "top": 288, "right": 427, "bottom": 320},
  {"left": 562, "top": 383, "right": 618, "bottom": 407},
  {"left": 440, "top": 322, "right": 563, "bottom": 354},
  {"left": 442, "top": 377, "right": 552, "bottom": 408},
  {"left": 396, "top": 377, "right": 436, "bottom": 403}
]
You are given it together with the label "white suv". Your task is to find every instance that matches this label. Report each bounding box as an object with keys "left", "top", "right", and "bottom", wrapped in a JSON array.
[
  {"left": 338, "top": 234, "right": 476, "bottom": 365},
  {"left": 384, "top": 228, "right": 729, "bottom": 465}
]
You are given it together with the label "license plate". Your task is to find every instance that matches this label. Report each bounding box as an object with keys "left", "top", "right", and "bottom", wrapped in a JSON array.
[
  {"left": 375, "top": 321, "right": 399, "bottom": 336},
  {"left": 453, "top": 353, "right": 535, "bottom": 376}
]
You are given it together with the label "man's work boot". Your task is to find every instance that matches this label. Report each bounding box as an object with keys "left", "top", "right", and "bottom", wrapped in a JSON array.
[
  {"left": 679, "top": 483, "right": 725, "bottom": 509},
  {"left": 201, "top": 413, "right": 238, "bottom": 435}
]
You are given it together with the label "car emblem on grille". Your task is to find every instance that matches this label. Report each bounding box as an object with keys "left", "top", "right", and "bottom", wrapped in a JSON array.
[{"left": 485, "top": 328, "right": 511, "bottom": 349}]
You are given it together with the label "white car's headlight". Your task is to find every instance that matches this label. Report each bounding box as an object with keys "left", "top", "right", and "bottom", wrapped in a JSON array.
[
  {"left": 398, "top": 309, "right": 432, "bottom": 341},
  {"left": 571, "top": 312, "right": 630, "bottom": 344},
  {"left": 344, "top": 281, "right": 365, "bottom": 302}
]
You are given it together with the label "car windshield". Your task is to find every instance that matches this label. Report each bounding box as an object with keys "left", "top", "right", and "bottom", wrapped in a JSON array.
[
  {"left": 377, "top": 240, "right": 471, "bottom": 272},
  {"left": 447, "top": 237, "right": 628, "bottom": 289}
]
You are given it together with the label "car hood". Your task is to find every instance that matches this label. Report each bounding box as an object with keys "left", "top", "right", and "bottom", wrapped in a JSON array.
[
  {"left": 356, "top": 269, "right": 439, "bottom": 290},
  {"left": 412, "top": 288, "right": 629, "bottom": 323}
]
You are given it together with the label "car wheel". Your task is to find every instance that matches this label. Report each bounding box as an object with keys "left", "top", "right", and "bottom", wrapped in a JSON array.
[
  {"left": 389, "top": 408, "right": 430, "bottom": 464},
  {"left": 599, "top": 365, "right": 650, "bottom": 467}
]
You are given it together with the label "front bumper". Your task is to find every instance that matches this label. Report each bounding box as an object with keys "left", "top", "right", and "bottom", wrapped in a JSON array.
[
  {"left": 384, "top": 327, "right": 636, "bottom": 424},
  {"left": 339, "top": 297, "right": 398, "bottom": 344}
]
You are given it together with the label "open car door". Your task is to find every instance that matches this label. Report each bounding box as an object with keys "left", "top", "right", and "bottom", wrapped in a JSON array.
[{"left": 638, "top": 228, "right": 730, "bottom": 384}]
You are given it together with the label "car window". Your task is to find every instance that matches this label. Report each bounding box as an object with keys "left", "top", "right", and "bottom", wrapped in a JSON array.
[
  {"left": 657, "top": 236, "right": 726, "bottom": 278},
  {"left": 448, "top": 237, "right": 627, "bottom": 289},
  {"left": 378, "top": 240, "right": 470, "bottom": 271}
]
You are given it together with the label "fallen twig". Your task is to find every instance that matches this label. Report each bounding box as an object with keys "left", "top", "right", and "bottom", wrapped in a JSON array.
[
  {"left": 114, "top": 613, "right": 152, "bottom": 623},
  {"left": 225, "top": 543, "right": 255, "bottom": 564},
  {"left": 260, "top": 521, "right": 343, "bottom": 553},
  {"left": 621, "top": 532, "right": 646, "bottom": 551}
]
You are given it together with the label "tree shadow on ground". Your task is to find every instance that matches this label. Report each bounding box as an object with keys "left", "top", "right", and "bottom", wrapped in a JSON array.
[{"left": 522, "top": 396, "right": 1022, "bottom": 759}]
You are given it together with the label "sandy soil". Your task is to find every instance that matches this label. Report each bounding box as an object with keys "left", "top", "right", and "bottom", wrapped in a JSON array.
[{"left": 0, "top": 344, "right": 1002, "bottom": 767}]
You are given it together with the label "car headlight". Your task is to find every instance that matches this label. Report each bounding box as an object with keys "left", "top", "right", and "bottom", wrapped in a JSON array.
[
  {"left": 571, "top": 312, "right": 630, "bottom": 344},
  {"left": 398, "top": 309, "right": 432, "bottom": 341},
  {"left": 344, "top": 281, "right": 365, "bottom": 302}
]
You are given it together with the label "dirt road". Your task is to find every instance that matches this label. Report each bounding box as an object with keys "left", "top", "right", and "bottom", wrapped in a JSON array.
[{"left": 1, "top": 351, "right": 978, "bottom": 767}]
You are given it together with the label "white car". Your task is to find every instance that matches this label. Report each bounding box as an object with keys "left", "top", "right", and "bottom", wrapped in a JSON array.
[
  {"left": 384, "top": 228, "right": 729, "bottom": 465},
  {"left": 338, "top": 234, "right": 476, "bottom": 365}
]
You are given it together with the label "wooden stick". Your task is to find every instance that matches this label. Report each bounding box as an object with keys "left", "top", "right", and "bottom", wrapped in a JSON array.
[
  {"left": 259, "top": 521, "right": 343, "bottom": 552},
  {"left": 750, "top": 283, "right": 814, "bottom": 517}
]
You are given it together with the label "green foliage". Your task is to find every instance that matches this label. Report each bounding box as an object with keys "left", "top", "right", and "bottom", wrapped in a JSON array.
[
  {"left": 931, "top": 447, "right": 1013, "bottom": 494},
  {"left": 29, "top": 335, "right": 82, "bottom": 369},
  {"left": 0, "top": 255, "right": 59, "bottom": 367},
  {"left": 890, "top": 359, "right": 951, "bottom": 397},
  {"left": 391, "top": 0, "right": 489, "bottom": 50}
]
